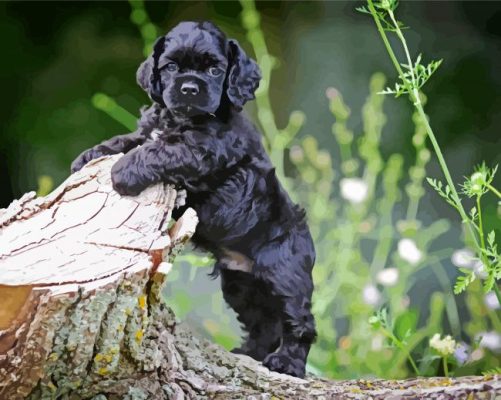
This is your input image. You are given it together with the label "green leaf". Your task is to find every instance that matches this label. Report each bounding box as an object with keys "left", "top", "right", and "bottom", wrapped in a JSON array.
[
  {"left": 394, "top": 309, "right": 418, "bottom": 341},
  {"left": 470, "top": 207, "right": 477, "bottom": 221},
  {"left": 368, "top": 316, "right": 381, "bottom": 329},
  {"left": 418, "top": 354, "right": 442, "bottom": 363},
  {"left": 355, "top": 6, "right": 370, "bottom": 14},
  {"left": 483, "top": 367, "right": 501, "bottom": 376},
  {"left": 483, "top": 272, "right": 495, "bottom": 293},
  {"left": 375, "top": 0, "right": 399, "bottom": 12},
  {"left": 454, "top": 270, "right": 475, "bottom": 294},
  {"left": 487, "top": 230, "right": 495, "bottom": 248}
]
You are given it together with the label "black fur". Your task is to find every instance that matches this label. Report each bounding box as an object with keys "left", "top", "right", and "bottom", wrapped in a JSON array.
[{"left": 71, "top": 21, "right": 316, "bottom": 378}]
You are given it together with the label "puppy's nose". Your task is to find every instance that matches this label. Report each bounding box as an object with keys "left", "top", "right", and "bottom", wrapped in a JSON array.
[{"left": 180, "top": 82, "right": 199, "bottom": 96}]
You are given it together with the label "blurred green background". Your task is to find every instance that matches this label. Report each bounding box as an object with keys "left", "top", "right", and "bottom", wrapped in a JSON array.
[{"left": 1, "top": 1, "right": 500, "bottom": 379}]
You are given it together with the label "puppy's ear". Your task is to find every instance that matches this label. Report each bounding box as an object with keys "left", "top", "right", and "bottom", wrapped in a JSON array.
[
  {"left": 136, "top": 37, "right": 166, "bottom": 106},
  {"left": 226, "top": 39, "right": 261, "bottom": 109},
  {"left": 136, "top": 56, "right": 153, "bottom": 92}
]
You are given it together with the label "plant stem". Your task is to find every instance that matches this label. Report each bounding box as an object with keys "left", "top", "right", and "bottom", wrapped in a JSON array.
[
  {"left": 387, "top": 10, "right": 418, "bottom": 96},
  {"left": 477, "top": 195, "right": 486, "bottom": 251},
  {"left": 366, "top": 0, "right": 479, "bottom": 249},
  {"left": 486, "top": 183, "right": 501, "bottom": 199},
  {"left": 238, "top": 2, "right": 279, "bottom": 151},
  {"left": 443, "top": 356, "right": 449, "bottom": 378},
  {"left": 382, "top": 328, "right": 420, "bottom": 376},
  {"left": 406, "top": 350, "right": 421, "bottom": 376},
  {"left": 475, "top": 195, "right": 501, "bottom": 306},
  {"left": 414, "top": 105, "right": 470, "bottom": 224},
  {"left": 367, "top": 1, "right": 408, "bottom": 90},
  {"left": 431, "top": 261, "right": 461, "bottom": 337}
]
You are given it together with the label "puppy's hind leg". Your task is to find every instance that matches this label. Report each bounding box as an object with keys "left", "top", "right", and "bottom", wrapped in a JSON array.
[
  {"left": 262, "top": 292, "right": 316, "bottom": 378},
  {"left": 220, "top": 268, "right": 282, "bottom": 361},
  {"left": 256, "top": 236, "right": 317, "bottom": 378}
]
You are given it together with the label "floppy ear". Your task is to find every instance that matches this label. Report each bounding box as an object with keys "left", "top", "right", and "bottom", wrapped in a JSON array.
[
  {"left": 136, "top": 56, "right": 153, "bottom": 92},
  {"left": 226, "top": 39, "right": 261, "bottom": 109},
  {"left": 136, "top": 37, "right": 166, "bottom": 106}
]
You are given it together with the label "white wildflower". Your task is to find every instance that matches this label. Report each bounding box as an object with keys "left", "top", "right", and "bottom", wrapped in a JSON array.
[
  {"left": 470, "top": 171, "right": 486, "bottom": 195},
  {"left": 429, "top": 333, "right": 457, "bottom": 356},
  {"left": 363, "top": 284, "right": 381, "bottom": 306},
  {"left": 429, "top": 333, "right": 440, "bottom": 348},
  {"left": 376, "top": 268, "right": 399, "bottom": 287},
  {"left": 472, "top": 260, "right": 488, "bottom": 279},
  {"left": 340, "top": 178, "right": 368, "bottom": 204},
  {"left": 476, "top": 331, "right": 501, "bottom": 353},
  {"left": 484, "top": 292, "right": 500, "bottom": 310},
  {"left": 450, "top": 249, "right": 486, "bottom": 278},
  {"left": 470, "top": 348, "right": 484, "bottom": 361},
  {"left": 289, "top": 145, "right": 304, "bottom": 163},
  {"left": 451, "top": 248, "right": 475, "bottom": 268},
  {"left": 326, "top": 87, "right": 339, "bottom": 100},
  {"left": 371, "top": 334, "right": 384, "bottom": 351},
  {"left": 398, "top": 238, "right": 422, "bottom": 265}
]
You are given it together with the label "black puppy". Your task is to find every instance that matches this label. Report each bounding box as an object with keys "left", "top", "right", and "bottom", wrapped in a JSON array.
[{"left": 71, "top": 21, "right": 316, "bottom": 378}]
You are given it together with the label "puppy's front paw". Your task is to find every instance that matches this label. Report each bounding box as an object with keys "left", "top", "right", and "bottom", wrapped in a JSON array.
[
  {"left": 262, "top": 352, "right": 305, "bottom": 378},
  {"left": 111, "top": 161, "right": 146, "bottom": 197}
]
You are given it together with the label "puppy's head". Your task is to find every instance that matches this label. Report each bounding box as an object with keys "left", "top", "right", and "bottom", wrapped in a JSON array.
[{"left": 137, "top": 21, "right": 261, "bottom": 116}]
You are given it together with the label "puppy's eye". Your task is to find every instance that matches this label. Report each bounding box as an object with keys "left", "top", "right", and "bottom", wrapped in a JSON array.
[
  {"left": 208, "top": 66, "right": 223, "bottom": 77},
  {"left": 165, "top": 62, "right": 178, "bottom": 72}
]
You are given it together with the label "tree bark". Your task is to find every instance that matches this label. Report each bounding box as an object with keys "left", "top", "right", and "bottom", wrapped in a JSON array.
[{"left": 0, "top": 155, "right": 499, "bottom": 399}]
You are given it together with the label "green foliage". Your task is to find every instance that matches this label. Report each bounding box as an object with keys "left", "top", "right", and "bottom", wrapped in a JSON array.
[
  {"left": 379, "top": 55, "right": 442, "bottom": 98},
  {"left": 461, "top": 163, "right": 498, "bottom": 198},
  {"left": 426, "top": 178, "right": 458, "bottom": 212},
  {"left": 368, "top": 308, "right": 419, "bottom": 374},
  {"left": 483, "top": 366, "right": 501, "bottom": 376},
  {"left": 394, "top": 310, "right": 418, "bottom": 341},
  {"left": 427, "top": 162, "right": 500, "bottom": 296},
  {"left": 361, "top": 0, "right": 501, "bottom": 315},
  {"left": 37, "top": 175, "right": 54, "bottom": 197},
  {"left": 293, "top": 74, "right": 460, "bottom": 379},
  {"left": 92, "top": 93, "right": 138, "bottom": 132},
  {"left": 454, "top": 269, "right": 476, "bottom": 295},
  {"left": 357, "top": 0, "right": 403, "bottom": 32},
  {"left": 128, "top": 0, "right": 159, "bottom": 56}
]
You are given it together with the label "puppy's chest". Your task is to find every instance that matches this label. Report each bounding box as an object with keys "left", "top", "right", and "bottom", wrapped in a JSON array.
[
  {"left": 147, "top": 129, "right": 164, "bottom": 142},
  {"left": 147, "top": 128, "right": 181, "bottom": 144},
  {"left": 146, "top": 127, "right": 205, "bottom": 146}
]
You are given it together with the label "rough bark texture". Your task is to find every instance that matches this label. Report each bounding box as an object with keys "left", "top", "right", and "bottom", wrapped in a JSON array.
[{"left": 0, "top": 155, "right": 500, "bottom": 399}]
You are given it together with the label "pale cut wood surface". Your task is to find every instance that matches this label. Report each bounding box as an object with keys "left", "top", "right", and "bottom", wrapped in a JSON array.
[{"left": 0, "top": 155, "right": 177, "bottom": 286}]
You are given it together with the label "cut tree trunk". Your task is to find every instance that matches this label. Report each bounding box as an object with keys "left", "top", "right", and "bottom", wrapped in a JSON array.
[{"left": 0, "top": 155, "right": 499, "bottom": 399}]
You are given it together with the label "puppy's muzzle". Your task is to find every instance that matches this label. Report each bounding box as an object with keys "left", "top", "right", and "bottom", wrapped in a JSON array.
[
  {"left": 170, "top": 76, "right": 211, "bottom": 115},
  {"left": 180, "top": 82, "right": 200, "bottom": 96},
  {"left": 176, "top": 76, "right": 206, "bottom": 98}
]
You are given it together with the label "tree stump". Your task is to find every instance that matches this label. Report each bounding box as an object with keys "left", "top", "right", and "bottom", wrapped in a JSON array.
[{"left": 0, "top": 155, "right": 500, "bottom": 399}]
